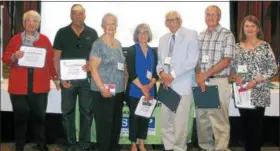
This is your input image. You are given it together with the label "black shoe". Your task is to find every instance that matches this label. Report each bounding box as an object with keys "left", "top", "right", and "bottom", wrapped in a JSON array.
[
  {"left": 15, "top": 148, "right": 24, "bottom": 151},
  {"left": 160, "top": 149, "right": 173, "bottom": 151},
  {"left": 65, "top": 147, "right": 76, "bottom": 151},
  {"left": 80, "top": 148, "right": 91, "bottom": 151},
  {"left": 40, "top": 146, "right": 49, "bottom": 151}
]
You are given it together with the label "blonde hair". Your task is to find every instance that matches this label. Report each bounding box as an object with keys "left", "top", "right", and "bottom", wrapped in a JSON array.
[
  {"left": 101, "top": 13, "right": 118, "bottom": 27},
  {"left": 22, "top": 10, "right": 41, "bottom": 24}
]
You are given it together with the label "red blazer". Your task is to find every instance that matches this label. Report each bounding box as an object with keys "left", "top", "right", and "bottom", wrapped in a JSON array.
[{"left": 2, "top": 33, "right": 58, "bottom": 94}]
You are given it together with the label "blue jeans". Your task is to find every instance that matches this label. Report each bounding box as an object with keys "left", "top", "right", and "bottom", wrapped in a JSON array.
[{"left": 61, "top": 79, "right": 93, "bottom": 148}]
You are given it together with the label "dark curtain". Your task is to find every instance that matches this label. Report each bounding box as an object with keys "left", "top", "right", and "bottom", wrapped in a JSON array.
[
  {"left": 1, "top": 1, "right": 40, "bottom": 49},
  {"left": 231, "top": 1, "right": 279, "bottom": 64},
  {"left": 0, "top": 1, "right": 40, "bottom": 78}
]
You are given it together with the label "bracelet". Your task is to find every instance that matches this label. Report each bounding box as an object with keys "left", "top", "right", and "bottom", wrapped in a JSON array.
[{"left": 159, "top": 69, "right": 164, "bottom": 75}]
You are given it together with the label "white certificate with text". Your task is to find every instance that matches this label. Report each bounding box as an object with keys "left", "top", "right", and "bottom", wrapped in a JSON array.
[
  {"left": 135, "top": 96, "right": 157, "bottom": 118},
  {"left": 60, "top": 59, "right": 87, "bottom": 80},
  {"left": 18, "top": 46, "right": 46, "bottom": 68},
  {"left": 233, "top": 82, "right": 255, "bottom": 109}
]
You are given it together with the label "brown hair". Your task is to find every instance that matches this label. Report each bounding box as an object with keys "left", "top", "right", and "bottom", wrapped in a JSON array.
[{"left": 239, "top": 15, "right": 264, "bottom": 42}]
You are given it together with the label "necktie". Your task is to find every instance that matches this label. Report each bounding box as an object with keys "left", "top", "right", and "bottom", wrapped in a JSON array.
[
  {"left": 168, "top": 34, "right": 175, "bottom": 57},
  {"left": 168, "top": 34, "right": 175, "bottom": 73}
]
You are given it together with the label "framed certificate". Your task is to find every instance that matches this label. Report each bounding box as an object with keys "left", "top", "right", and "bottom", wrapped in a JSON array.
[
  {"left": 60, "top": 59, "right": 87, "bottom": 80},
  {"left": 18, "top": 46, "right": 47, "bottom": 68}
]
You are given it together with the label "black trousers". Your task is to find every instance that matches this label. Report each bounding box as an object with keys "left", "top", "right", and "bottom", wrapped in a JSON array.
[
  {"left": 239, "top": 107, "right": 265, "bottom": 151},
  {"left": 61, "top": 79, "right": 93, "bottom": 148},
  {"left": 92, "top": 91, "right": 124, "bottom": 151},
  {"left": 128, "top": 97, "right": 149, "bottom": 142},
  {"left": 10, "top": 92, "right": 48, "bottom": 151}
]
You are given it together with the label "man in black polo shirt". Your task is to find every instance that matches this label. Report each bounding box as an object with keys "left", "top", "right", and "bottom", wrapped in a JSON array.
[{"left": 53, "top": 4, "right": 98, "bottom": 151}]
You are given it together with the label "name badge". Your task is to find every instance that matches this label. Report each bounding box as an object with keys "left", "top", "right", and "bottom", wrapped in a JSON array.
[
  {"left": 104, "top": 84, "right": 116, "bottom": 95},
  {"left": 146, "top": 70, "right": 152, "bottom": 80},
  {"left": 170, "top": 69, "right": 176, "bottom": 78},
  {"left": 117, "top": 62, "right": 124, "bottom": 71},
  {"left": 164, "top": 57, "right": 171, "bottom": 65},
  {"left": 201, "top": 55, "right": 209, "bottom": 64},
  {"left": 237, "top": 65, "right": 248, "bottom": 73}
]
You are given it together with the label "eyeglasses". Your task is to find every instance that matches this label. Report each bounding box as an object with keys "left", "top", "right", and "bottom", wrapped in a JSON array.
[
  {"left": 166, "top": 18, "right": 180, "bottom": 23},
  {"left": 205, "top": 13, "right": 219, "bottom": 18},
  {"left": 76, "top": 39, "right": 82, "bottom": 48}
]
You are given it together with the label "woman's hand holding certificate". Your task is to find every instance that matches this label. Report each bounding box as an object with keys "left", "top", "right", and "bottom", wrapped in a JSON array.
[
  {"left": 233, "top": 82, "right": 255, "bottom": 109},
  {"left": 18, "top": 46, "right": 47, "bottom": 68},
  {"left": 135, "top": 96, "right": 157, "bottom": 118}
]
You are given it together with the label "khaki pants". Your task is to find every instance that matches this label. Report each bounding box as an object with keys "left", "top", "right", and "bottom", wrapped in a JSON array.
[
  {"left": 160, "top": 94, "right": 193, "bottom": 151},
  {"left": 195, "top": 78, "right": 231, "bottom": 151}
]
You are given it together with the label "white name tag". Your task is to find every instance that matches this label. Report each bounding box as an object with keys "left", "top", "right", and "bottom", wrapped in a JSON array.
[
  {"left": 170, "top": 69, "right": 176, "bottom": 78},
  {"left": 201, "top": 55, "right": 209, "bottom": 64},
  {"left": 117, "top": 62, "right": 124, "bottom": 71},
  {"left": 164, "top": 57, "right": 171, "bottom": 65},
  {"left": 146, "top": 70, "right": 152, "bottom": 80},
  {"left": 237, "top": 65, "right": 248, "bottom": 73},
  {"left": 104, "top": 84, "right": 116, "bottom": 95}
]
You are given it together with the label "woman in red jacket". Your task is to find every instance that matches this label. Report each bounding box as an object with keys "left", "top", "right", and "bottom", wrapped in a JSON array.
[{"left": 2, "top": 10, "right": 59, "bottom": 151}]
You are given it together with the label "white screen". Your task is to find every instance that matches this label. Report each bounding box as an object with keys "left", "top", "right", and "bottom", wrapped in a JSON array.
[{"left": 41, "top": 2, "right": 230, "bottom": 47}]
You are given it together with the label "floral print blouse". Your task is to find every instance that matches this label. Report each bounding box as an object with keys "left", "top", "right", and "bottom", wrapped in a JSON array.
[{"left": 232, "top": 42, "right": 278, "bottom": 107}]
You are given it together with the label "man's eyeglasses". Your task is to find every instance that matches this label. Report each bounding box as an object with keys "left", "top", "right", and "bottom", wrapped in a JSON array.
[
  {"left": 166, "top": 18, "right": 180, "bottom": 23},
  {"left": 205, "top": 13, "right": 219, "bottom": 18},
  {"left": 76, "top": 39, "right": 82, "bottom": 48}
]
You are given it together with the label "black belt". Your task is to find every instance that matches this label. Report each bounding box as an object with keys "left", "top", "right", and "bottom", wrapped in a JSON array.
[{"left": 208, "top": 75, "right": 228, "bottom": 78}]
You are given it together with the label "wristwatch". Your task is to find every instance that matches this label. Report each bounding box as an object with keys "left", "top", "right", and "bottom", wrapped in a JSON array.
[{"left": 159, "top": 68, "right": 164, "bottom": 75}]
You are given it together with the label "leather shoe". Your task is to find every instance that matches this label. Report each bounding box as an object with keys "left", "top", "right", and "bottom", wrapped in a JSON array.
[
  {"left": 80, "top": 148, "right": 91, "bottom": 151},
  {"left": 39, "top": 145, "right": 49, "bottom": 151},
  {"left": 160, "top": 149, "right": 173, "bottom": 151},
  {"left": 65, "top": 147, "right": 76, "bottom": 151}
]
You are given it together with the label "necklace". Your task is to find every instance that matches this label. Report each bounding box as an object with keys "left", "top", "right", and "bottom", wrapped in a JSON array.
[
  {"left": 102, "top": 38, "right": 117, "bottom": 48},
  {"left": 244, "top": 39, "right": 258, "bottom": 50}
]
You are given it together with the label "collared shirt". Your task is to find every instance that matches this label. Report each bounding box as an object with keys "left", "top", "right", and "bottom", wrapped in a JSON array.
[
  {"left": 53, "top": 24, "right": 98, "bottom": 60},
  {"left": 156, "top": 27, "right": 199, "bottom": 95},
  {"left": 168, "top": 28, "right": 180, "bottom": 55},
  {"left": 198, "top": 25, "right": 235, "bottom": 76}
]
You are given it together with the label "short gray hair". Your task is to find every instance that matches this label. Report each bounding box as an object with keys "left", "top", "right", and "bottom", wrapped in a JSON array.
[
  {"left": 71, "top": 4, "right": 86, "bottom": 13},
  {"left": 205, "top": 5, "right": 221, "bottom": 17},
  {"left": 23, "top": 10, "right": 41, "bottom": 24},
  {"left": 133, "top": 23, "right": 153, "bottom": 43},
  {"left": 165, "top": 11, "right": 181, "bottom": 20},
  {"left": 101, "top": 13, "right": 118, "bottom": 27}
]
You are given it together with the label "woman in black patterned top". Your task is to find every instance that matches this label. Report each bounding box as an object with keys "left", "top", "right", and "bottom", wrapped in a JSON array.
[{"left": 230, "top": 15, "right": 277, "bottom": 151}]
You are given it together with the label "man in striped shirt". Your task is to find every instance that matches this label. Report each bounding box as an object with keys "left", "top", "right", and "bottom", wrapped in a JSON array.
[{"left": 195, "top": 5, "right": 235, "bottom": 151}]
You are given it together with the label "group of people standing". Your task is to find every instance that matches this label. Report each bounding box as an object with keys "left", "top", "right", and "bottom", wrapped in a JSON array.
[{"left": 2, "top": 3, "right": 277, "bottom": 151}]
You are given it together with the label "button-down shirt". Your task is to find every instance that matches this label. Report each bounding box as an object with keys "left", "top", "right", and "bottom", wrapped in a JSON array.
[{"left": 198, "top": 25, "right": 235, "bottom": 76}]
